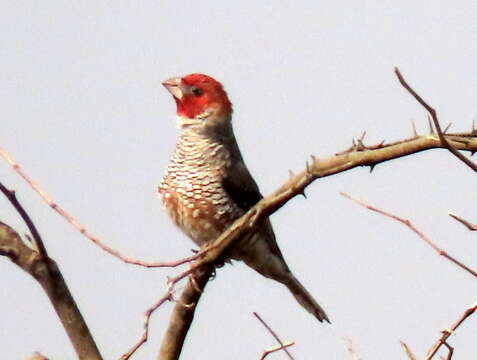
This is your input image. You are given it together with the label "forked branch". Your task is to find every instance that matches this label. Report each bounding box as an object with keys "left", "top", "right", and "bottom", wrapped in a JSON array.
[
  {"left": 394, "top": 67, "right": 477, "bottom": 172},
  {"left": 0, "top": 186, "right": 102, "bottom": 360}
]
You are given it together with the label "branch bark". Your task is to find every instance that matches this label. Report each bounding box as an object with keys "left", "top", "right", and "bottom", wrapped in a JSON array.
[
  {"left": 158, "top": 265, "right": 214, "bottom": 360},
  {"left": 0, "top": 223, "right": 102, "bottom": 360}
]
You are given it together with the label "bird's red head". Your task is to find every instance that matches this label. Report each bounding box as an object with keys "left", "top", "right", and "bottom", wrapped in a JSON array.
[{"left": 162, "top": 74, "right": 232, "bottom": 119}]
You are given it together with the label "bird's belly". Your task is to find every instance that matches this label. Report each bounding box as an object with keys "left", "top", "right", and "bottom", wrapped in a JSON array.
[{"left": 159, "top": 179, "right": 242, "bottom": 246}]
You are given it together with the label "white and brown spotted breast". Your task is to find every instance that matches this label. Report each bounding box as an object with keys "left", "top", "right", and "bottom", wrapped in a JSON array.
[{"left": 159, "top": 129, "right": 243, "bottom": 246}]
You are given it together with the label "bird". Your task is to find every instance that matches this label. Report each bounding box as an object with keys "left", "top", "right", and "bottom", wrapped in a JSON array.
[{"left": 158, "top": 73, "right": 329, "bottom": 323}]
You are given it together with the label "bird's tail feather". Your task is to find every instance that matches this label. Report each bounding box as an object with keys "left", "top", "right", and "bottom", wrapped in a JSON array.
[{"left": 282, "top": 274, "right": 330, "bottom": 323}]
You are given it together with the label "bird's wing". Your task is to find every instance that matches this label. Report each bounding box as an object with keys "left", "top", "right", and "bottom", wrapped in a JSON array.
[
  {"left": 221, "top": 160, "right": 262, "bottom": 211},
  {"left": 221, "top": 159, "right": 287, "bottom": 262}
]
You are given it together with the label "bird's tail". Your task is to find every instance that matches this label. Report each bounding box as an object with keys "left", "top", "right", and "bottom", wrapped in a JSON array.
[{"left": 281, "top": 273, "right": 330, "bottom": 323}]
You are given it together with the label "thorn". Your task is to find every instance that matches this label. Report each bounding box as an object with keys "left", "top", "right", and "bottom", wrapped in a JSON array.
[
  {"left": 351, "top": 138, "right": 357, "bottom": 149},
  {"left": 471, "top": 150, "right": 476, "bottom": 157},
  {"left": 378, "top": 139, "right": 386, "bottom": 147},
  {"left": 300, "top": 190, "right": 307, "bottom": 199},
  {"left": 473, "top": 118, "right": 477, "bottom": 134},
  {"left": 360, "top": 130, "right": 367, "bottom": 141},
  {"left": 310, "top": 154, "right": 317, "bottom": 163},
  {"left": 305, "top": 160, "right": 311, "bottom": 175},
  {"left": 427, "top": 114, "right": 435, "bottom": 134},
  {"left": 357, "top": 138, "right": 365, "bottom": 150},
  {"left": 443, "top": 122, "right": 452, "bottom": 134},
  {"left": 288, "top": 169, "right": 295, "bottom": 178},
  {"left": 369, "top": 164, "right": 375, "bottom": 173},
  {"left": 411, "top": 119, "right": 418, "bottom": 137}
]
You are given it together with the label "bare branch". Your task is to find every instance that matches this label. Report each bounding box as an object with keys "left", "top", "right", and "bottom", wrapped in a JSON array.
[
  {"left": 0, "top": 222, "right": 102, "bottom": 360},
  {"left": 341, "top": 193, "right": 477, "bottom": 278},
  {"left": 158, "top": 265, "right": 214, "bottom": 360},
  {"left": 0, "top": 146, "right": 198, "bottom": 268},
  {"left": 260, "top": 342, "right": 295, "bottom": 360},
  {"left": 425, "top": 301, "right": 477, "bottom": 359},
  {"left": 0, "top": 182, "right": 48, "bottom": 259},
  {"left": 254, "top": 312, "right": 295, "bottom": 360},
  {"left": 120, "top": 291, "right": 174, "bottom": 360},
  {"left": 449, "top": 212, "right": 477, "bottom": 231},
  {"left": 394, "top": 67, "right": 477, "bottom": 172}
]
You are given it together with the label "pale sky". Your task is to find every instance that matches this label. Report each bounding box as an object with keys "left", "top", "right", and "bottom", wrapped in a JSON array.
[{"left": 1, "top": 1, "right": 477, "bottom": 359}]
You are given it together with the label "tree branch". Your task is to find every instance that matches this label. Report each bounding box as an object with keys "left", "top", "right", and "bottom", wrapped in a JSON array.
[
  {"left": 448, "top": 212, "right": 477, "bottom": 231},
  {"left": 0, "top": 222, "right": 102, "bottom": 360},
  {"left": 341, "top": 192, "right": 477, "bottom": 278},
  {"left": 425, "top": 301, "right": 477, "bottom": 359},
  {"left": 157, "top": 265, "right": 214, "bottom": 360},
  {"left": 254, "top": 312, "right": 295, "bottom": 360},
  {"left": 394, "top": 67, "right": 477, "bottom": 172},
  {"left": 0, "top": 145, "right": 197, "bottom": 268}
]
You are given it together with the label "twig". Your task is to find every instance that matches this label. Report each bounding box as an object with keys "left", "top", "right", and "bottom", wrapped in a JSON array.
[
  {"left": 0, "top": 146, "right": 198, "bottom": 268},
  {"left": 425, "top": 301, "right": 477, "bottom": 359},
  {"left": 442, "top": 342, "right": 454, "bottom": 360},
  {"left": 400, "top": 341, "right": 417, "bottom": 360},
  {"left": 158, "top": 265, "right": 214, "bottom": 360},
  {"left": 253, "top": 312, "right": 295, "bottom": 360},
  {"left": 448, "top": 212, "right": 477, "bottom": 231},
  {"left": 120, "top": 290, "right": 174, "bottom": 360},
  {"left": 394, "top": 67, "right": 477, "bottom": 172},
  {"left": 341, "top": 193, "right": 477, "bottom": 278},
  {"left": 0, "top": 182, "right": 48, "bottom": 258},
  {"left": 260, "top": 342, "right": 295, "bottom": 360}
]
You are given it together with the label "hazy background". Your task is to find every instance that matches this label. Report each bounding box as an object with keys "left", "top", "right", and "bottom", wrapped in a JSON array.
[{"left": 1, "top": 1, "right": 476, "bottom": 359}]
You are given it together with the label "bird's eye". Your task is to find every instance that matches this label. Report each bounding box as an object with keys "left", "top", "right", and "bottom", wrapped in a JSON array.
[{"left": 191, "top": 87, "right": 203, "bottom": 96}]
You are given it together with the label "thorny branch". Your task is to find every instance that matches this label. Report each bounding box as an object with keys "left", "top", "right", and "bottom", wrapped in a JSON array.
[
  {"left": 394, "top": 67, "right": 477, "bottom": 172},
  {"left": 341, "top": 193, "right": 477, "bottom": 278}
]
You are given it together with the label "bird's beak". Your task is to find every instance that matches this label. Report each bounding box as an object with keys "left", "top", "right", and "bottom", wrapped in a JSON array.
[{"left": 162, "top": 77, "right": 184, "bottom": 100}]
